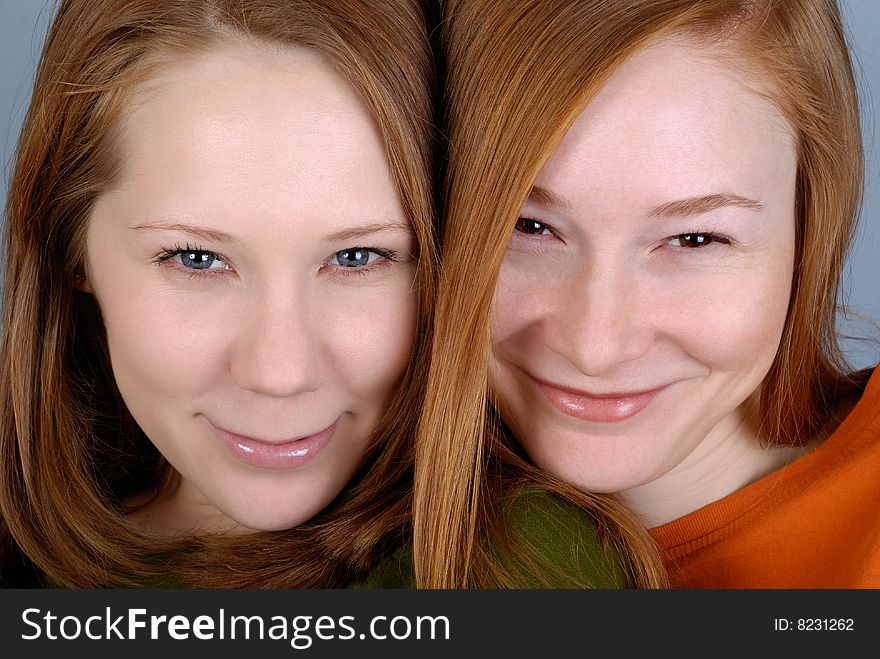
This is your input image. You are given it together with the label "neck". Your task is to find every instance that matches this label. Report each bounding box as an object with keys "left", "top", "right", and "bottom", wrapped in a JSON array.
[{"left": 618, "top": 408, "right": 808, "bottom": 527}]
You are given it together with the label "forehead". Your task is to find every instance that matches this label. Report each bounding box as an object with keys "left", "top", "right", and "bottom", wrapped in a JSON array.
[
  {"left": 120, "top": 38, "right": 380, "bottom": 169},
  {"left": 537, "top": 37, "right": 795, "bottom": 201},
  {"left": 106, "top": 38, "right": 399, "bottom": 226}
]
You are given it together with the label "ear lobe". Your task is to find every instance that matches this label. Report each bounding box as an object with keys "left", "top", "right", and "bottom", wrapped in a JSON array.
[{"left": 73, "top": 270, "right": 93, "bottom": 293}]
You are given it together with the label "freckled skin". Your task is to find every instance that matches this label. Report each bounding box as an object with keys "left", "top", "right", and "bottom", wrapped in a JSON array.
[
  {"left": 490, "top": 38, "right": 798, "bottom": 526},
  {"left": 85, "top": 41, "right": 416, "bottom": 535}
]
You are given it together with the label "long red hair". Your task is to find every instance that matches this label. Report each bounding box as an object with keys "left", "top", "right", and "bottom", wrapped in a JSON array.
[
  {"left": 414, "top": 0, "right": 862, "bottom": 588},
  {"left": 1, "top": 0, "right": 438, "bottom": 588}
]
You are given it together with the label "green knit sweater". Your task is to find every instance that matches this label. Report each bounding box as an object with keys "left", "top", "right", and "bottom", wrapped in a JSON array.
[{"left": 349, "top": 489, "right": 628, "bottom": 588}]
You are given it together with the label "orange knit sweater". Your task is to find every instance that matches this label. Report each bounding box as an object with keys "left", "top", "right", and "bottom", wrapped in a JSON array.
[{"left": 650, "top": 366, "right": 880, "bottom": 588}]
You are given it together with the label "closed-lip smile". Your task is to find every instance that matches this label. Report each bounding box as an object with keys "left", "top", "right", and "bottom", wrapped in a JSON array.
[
  {"left": 531, "top": 377, "right": 668, "bottom": 423},
  {"left": 210, "top": 419, "right": 338, "bottom": 469}
]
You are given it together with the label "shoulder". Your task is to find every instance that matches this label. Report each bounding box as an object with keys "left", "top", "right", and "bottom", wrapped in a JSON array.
[
  {"left": 347, "top": 544, "right": 415, "bottom": 589},
  {"left": 820, "top": 365, "right": 880, "bottom": 444},
  {"left": 505, "top": 487, "right": 594, "bottom": 532},
  {"left": 346, "top": 490, "right": 633, "bottom": 589},
  {"left": 499, "top": 488, "right": 629, "bottom": 588}
]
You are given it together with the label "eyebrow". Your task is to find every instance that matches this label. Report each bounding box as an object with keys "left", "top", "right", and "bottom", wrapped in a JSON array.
[
  {"left": 323, "top": 221, "right": 413, "bottom": 243},
  {"left": 527, "top": 187, "right": 764, "bottom": 218},
  {"left": 647, "top": 193, "right": 765, "bottom": 218},
  {"left": 130, "top": 220, "right": 412, "bottom": 244},
  {"left": 528, "top": 186, "right": 573, "bottom": 211},
  {"left": 129, "top": 221, "right": 235, "bottom": 243}
]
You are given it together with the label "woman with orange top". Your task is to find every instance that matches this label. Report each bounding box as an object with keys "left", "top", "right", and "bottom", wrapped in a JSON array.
[{"left": 416, "top": 0, "right": 879, "bottom": 587}]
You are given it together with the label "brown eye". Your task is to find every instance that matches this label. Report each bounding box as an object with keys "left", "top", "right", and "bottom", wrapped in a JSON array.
[
  {"left": 515, "top": 218, "right": 552, "bottom": 235},
  {"left": 673, "top": 233, "right": 714, "bottom": 248}
]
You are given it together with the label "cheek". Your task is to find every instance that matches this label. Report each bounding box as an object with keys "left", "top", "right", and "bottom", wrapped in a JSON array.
[
  {"left": 105, "top": 308, "right": 227, "bottom": 403},
  {"left": 318, "top": 277, "right": 418, "bottom": 396},
  {"left": 663, "top": 259, "right": 794, "bottom": 373},
  {"left": 489, "top": 265, "right": 543, "bottom": 423},
  {"left": 94, "top": 276, "right": 231, "bottom": 402},
  {"left": 491, "top": 260, "right": 545, "bottom": 347}
]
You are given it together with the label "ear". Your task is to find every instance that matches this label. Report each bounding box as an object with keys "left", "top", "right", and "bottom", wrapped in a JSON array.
[{"left": 73, "top": 269, "right": 93, "bottom": 293}]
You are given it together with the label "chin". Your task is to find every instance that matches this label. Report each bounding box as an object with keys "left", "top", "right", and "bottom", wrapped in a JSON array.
[
  {"left": 219, "top": 498, "right": 330, "bottom": 534},
  {"left": 228, "top": 513, "right": 316, "bottom": 534}
]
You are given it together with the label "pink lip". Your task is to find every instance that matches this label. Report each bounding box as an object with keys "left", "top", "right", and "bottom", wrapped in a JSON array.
[
  {"left": 533, "top": 378, "right": 667, "bottom": 423},
  {"left": 211, "top": 419, "right": 337, "bottom": 469}
]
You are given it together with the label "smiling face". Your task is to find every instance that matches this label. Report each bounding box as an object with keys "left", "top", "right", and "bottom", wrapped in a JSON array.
[
  {"left": 489, "top": 38, "right": 799, "bottom": 526},
  {"left": 85, "top": 40, "right": 417, "bottom": 534}
]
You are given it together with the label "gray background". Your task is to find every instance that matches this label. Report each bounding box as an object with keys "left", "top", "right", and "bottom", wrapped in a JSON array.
[{"left": 2, "top": 0, "right": 878, "bottom": 368}]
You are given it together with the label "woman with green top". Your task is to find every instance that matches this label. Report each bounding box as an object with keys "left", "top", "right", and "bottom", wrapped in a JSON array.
[
  {"left": 1, "top": 0, "right": 666, "bottom": 590},
  {"left": 0, "top": 0, "right": 438, "bottom": 588}
]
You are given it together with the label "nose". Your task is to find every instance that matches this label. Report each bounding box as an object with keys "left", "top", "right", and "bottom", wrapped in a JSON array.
[
  {"left": 544, "top": 259, "right": 652, "bottom": 377},
  {"left": 229, "top": 286, "right": 324, "bottom": 398}
]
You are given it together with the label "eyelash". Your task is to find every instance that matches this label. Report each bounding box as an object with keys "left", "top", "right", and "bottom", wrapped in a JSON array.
[
  {"left": 153, "top": 244, "right": 231, "bottom": 279},
  {"left": 514, "top": 217, "right": 732, "bottom": 249},
  {"left": 514, "top": 217, "right": 557, "bottom": 238},
  {"left": 320, "top": 247, "right": 400, "bottom": 279},
  {"left": 152, "top": 243, "right": 401, "bottom": 279},
  {"left": 668, "top": 230, "right": 732, "bottom": 249}
]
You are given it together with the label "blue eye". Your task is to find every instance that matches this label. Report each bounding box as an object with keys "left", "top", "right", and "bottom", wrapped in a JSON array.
[
  {"left": 180, "top": 250, "right": 222, "bottom": 269},
  {"left": 331, "top": 248, "right": 381, "bottom": 268},
  {"left": 154, "top": 245, "right": 231, "bottom": 274}
]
